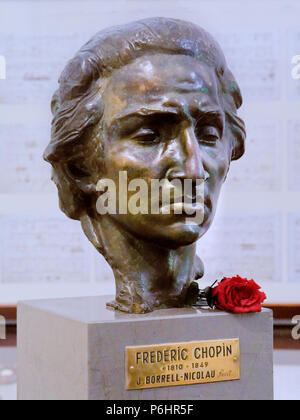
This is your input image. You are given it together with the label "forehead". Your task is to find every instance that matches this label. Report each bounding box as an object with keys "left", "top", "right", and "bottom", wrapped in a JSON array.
[{"left": 102, "top": 54, "right": 221, "bottom": 125}]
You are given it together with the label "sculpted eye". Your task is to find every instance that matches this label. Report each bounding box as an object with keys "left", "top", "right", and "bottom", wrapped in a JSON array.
[
  {"left": 131, "top": 128, "right": 159, "bottom": 144},
  {"left": 196, "top": 125, "right": 220, "bottom": 145}
]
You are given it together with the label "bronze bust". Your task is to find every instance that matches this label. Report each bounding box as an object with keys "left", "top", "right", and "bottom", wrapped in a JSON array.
[{"left": 44, "top": 17, "right": 246, "bottom": 314}]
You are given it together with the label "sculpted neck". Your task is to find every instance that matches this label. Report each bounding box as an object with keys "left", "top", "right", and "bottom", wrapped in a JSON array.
[{"left": 81, "top": 214, "right": 201, "bottom": 313}]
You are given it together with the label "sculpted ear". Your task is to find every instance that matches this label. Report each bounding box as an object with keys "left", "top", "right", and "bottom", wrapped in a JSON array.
[
  {"left": 51, "top": 162, "right": 96, "bottom": 221},
  {"left": 64, "top": 161, "right": 97, "bottom": 195},
  {"left": 227, "top": 113, "right": 246, "bottom": 162}
]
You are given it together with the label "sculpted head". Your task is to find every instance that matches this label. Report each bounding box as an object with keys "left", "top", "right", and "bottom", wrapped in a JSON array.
[{"left": 44, "top": 18, "right": 246, "bottom": 313}]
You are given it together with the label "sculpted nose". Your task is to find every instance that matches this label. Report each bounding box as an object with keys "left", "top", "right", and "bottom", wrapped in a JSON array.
[{"left": 166, "top": 126, "right": 206, "bottom": 181}]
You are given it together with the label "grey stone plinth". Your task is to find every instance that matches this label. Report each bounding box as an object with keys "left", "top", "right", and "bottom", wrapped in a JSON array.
[{"left": 17, "top": 295, "right": 273, "bottom": 400}]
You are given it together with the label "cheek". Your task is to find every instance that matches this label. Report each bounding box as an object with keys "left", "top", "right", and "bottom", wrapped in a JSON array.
[
  {"left": 216, "top": 150, "right": 230, "bottom": 182},
  {"left": 105, "top": 142, "right": 156, "bottom": 181},
  {"left": 203, "top": 143, "right": 230, "bottom": 184}
]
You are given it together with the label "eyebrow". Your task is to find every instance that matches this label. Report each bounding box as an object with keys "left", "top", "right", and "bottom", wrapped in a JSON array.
[
  {"left": 109, "top": 106, "right": 225, "bottom": 135},
  {"left": 109, "top": 107, "right": 178, "bottom": 126},
  {"left": 194, "top": 109, "right": 225, "bottom": 136}
]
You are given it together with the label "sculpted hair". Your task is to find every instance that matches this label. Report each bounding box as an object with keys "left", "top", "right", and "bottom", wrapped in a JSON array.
[{"left": 44, "top": 17, "right": 246, "bottom": 220}]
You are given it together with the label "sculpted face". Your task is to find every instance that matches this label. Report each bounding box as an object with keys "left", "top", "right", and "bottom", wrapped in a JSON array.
[
  {"left": 45, "top": 18, "right": 246, "bottom": 313},
  {"left": 98, "top": 54, "right": 231, "bottom": 248}
]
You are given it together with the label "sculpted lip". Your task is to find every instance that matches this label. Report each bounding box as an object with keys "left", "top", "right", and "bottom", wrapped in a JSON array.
[
  {"left": 160, "top": 201, "right": 204, "bottom": 215},
  {"left": 154, "top": 182, "right": 205, "bottom": 213},
  {"left": 158, "top": 191, "right": 207, "bottom": 215}
]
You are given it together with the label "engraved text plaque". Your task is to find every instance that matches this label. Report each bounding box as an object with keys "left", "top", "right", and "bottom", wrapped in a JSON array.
[{"left": 126, "top": 338, "right": 240, "bottom": 390}]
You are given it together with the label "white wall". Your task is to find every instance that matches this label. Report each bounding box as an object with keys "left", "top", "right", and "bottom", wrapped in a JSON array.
[{"left": 0, "top": 0, "right": 300, "bottom": 303}]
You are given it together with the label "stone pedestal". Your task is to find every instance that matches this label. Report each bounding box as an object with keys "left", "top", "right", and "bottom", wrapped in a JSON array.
[{"left": 18, "top": 296, "right": 273, "bottom": 400}]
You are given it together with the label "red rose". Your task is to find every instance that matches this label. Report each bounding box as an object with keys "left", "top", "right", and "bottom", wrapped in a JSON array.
[{"left": 211, "top": 275, "right": 267, "bottom": 314}]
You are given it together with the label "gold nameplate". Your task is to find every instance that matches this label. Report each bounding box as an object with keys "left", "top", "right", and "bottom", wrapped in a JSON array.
[{"left": 126, "top": 338, "right": 240, "bottom": 390}]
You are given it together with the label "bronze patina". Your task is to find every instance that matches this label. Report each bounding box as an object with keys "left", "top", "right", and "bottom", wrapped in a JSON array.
[{"left": 44, "top": 17, "right": 246, "bottom": 314}]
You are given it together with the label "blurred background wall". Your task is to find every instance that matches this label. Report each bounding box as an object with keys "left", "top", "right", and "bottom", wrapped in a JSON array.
[{"left": 0, "top": 0, "right": 300, "bottom": 304}]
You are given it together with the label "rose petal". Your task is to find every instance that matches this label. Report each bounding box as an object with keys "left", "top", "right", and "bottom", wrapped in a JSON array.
[{"left": 211, "top": 276, "right": 267, "bottom": 313}]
